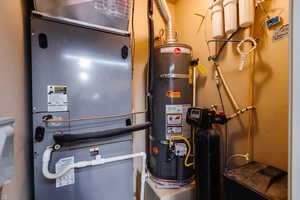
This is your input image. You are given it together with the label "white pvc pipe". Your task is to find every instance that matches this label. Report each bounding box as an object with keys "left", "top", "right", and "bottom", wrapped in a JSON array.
[
  {"left": 42, "top": 147, "right": 72, "bottom": 179},
  {"left": 42, "top": 146, "right": 147, "bottom": 200},
  {"left": 193, "top": 67, "right": 197, "bottom": 107}
]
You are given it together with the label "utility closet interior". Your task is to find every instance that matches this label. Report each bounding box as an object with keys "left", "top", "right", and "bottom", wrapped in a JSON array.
[{"left": 0, "top": 0, "right": 292, "bottom": 200}]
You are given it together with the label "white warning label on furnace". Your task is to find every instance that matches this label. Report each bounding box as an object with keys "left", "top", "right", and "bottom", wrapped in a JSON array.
[
  {"left": 56, "top": 156, "right": 75, "bottom": 188},
  {"left": 166, "top": 104, "right": 191, "bottom": 139},
  {"left": 48, "top": 85, "right": 68, "bottom": 112}
]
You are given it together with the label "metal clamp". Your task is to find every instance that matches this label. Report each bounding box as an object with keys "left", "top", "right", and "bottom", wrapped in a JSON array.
[{"left": 160, "top": 74, "right": 190, "bottom": 79}]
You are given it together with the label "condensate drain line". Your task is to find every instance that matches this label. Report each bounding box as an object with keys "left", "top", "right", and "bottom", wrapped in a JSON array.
[{"left": 43, "top": 146, "right": 147, "bottom": 200}]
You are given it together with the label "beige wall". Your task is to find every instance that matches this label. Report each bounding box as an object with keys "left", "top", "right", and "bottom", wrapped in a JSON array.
[
  {"left": 132, "top": 0, "right": 289, "bottom": 171},
  {"left": 0, "top": 0, "right": 30, "bottom": 200},
  {"left": 175, "top": 0, "right": 289, "bottom": 170}
]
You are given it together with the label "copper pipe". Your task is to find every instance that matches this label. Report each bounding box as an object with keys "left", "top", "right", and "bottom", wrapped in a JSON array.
[{"left": 43, "top": 111, "right": 147, "bottom": 123}]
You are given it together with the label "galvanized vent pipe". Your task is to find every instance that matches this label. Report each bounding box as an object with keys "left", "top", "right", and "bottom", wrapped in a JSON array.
[{"left": 154, "top": 0, "right": 177, "bottom": 43}]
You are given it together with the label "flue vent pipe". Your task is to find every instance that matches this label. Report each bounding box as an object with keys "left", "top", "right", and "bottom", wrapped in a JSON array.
[{"left": 154, "top": 0, "right": 177, "bottom": 43}]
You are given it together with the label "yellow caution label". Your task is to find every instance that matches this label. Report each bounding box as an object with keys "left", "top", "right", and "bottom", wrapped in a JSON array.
[
  {"left": 166, "top": 90, "right": 181, "bottom": 98},
  {"left": 188, "top": 67, "right": 193, "bottom": 85},
  {"left": 197, "top": 63, "right": 207, "bottom": 74},
  {"left": 53, "top": 85, "right": 68, "bottom": 88}
]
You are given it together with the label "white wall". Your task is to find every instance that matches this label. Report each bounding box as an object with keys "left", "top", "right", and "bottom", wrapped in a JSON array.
[{"left": 0, "top": 1, "right": 30, "bottom": 200}]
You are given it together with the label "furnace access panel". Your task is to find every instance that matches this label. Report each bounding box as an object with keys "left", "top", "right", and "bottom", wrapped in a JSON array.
[{"left": 31, "top": 15, "right": 134, "bottom": 200}]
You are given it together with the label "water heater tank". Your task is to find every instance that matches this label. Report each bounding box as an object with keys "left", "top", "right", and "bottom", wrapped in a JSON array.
[{"left": 149, "top": 44, "right": 194, "bottom": 186}]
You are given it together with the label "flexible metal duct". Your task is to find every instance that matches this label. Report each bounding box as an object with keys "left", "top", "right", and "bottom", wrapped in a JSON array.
[{"left": 154, "top": 0, "right": 177, "bottom": 43}]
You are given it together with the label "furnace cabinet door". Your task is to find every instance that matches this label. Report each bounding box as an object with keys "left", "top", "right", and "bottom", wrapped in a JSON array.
[
  {"left": 31, "top": 17, "right": 134, "bottom": 200},
  {"left": 31, "top": 17, "right": 132, "bottom": 118}
]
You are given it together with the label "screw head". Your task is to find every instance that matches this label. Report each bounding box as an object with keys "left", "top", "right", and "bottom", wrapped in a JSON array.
[{"left": 54, "top": 144, "right": 61, "bottom": 150}]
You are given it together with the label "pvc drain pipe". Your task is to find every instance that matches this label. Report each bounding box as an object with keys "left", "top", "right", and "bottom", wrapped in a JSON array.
[{"left": 42, "top": 146, "right": 147, "bottom": 200}]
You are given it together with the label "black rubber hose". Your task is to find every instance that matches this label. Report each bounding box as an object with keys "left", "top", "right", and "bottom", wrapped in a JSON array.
[
  {"left": 214, "top": 28, "right": 242, "bottom": 62},
  {"left": 146, "top": 0, "right": 154, "bottom": 167},
  {"left": 54, "top": 122, "right": 152, "bottom": 144},
  {"left": 148, "top": 0, "right": 155, "bottom": 123}
]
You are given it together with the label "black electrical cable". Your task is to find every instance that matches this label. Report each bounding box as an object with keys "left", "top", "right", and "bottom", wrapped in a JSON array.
[
  {"left": 146, "top": 0, "right": 154, "bottom": 167},
  {"left": 213, "top": 28, "right": 242, "bottom": 62},
  {"left": 216, "top": 82, "right": 229, "bottom": 172},
  {"left": 147, "top": 0, "right": 155, "bottom": 123},
  {"left": 148, "top": 0, "right": 154, "bottom": 95},
  {"left": 217, "top": 84, "right": 225, "bottom": 114},
  {"left": 131, "top": 0, "right": 136, "bottom": 62},
  {"left": 213, "top": 29, "right": 241, "bottom": 167}
]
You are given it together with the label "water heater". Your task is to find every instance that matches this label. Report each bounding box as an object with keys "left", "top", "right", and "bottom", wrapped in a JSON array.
[
  {"left": 149, "top": 43, "right": 194, "bottom": 185},
  {"left": 147, "top": 0, "right": 194, "bottom": 186}
]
